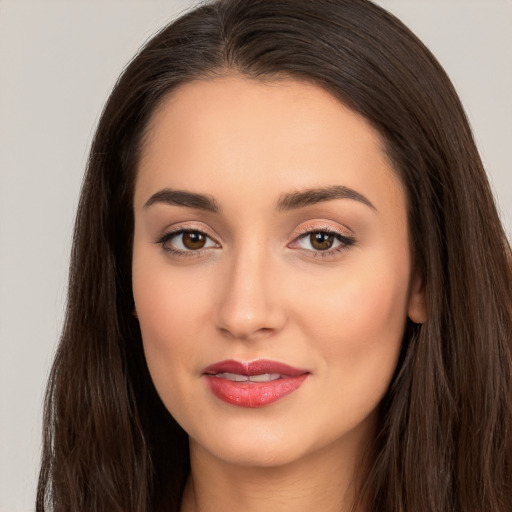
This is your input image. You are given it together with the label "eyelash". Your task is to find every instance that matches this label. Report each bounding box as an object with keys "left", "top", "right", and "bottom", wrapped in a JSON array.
[
  {"left": 155, "top": 229, "right": 219, "bottom": 258},
  {"left": 291, "top": 226, "right": 356, "bottom": 258},
  {"left": 155, "top": 226, "right": 356, "bottom": 259}
]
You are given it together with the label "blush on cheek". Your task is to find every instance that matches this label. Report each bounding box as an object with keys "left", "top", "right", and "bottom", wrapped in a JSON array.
[
  {"left": 134, "top": 267, "right": 209, "bottom": 369},
  {"left": 317, "top": 279, "right": 408, "bottom": 366},
  {"left": 359, "top": 282, "right": 409, "bottom": 334}
]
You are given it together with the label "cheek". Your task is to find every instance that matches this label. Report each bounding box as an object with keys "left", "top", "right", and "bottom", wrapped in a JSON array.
[
  {"left": 298, "top": 269, "right": 409, "bottom": 433},
  {"left": 132, "top": 252, "right": 212, "bottom": 402},
  {"left": 135, "top": 274, "right": 197, "bottom": 337},
  {"left": 133, "top": 240, "right": 213, "bottom": 341},
  {"left": 298, "top": 261, "right": 410, "bottom": 377}
]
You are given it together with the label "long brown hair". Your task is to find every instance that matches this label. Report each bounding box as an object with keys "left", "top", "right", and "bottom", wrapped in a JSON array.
[{"left": 37, "top": 1, "right": 512, "bottom": 511}]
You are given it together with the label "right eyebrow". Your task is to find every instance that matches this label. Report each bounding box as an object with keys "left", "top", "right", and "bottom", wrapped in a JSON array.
[{"left": 143, "top": 188, "right": 220, "bottom": 213}]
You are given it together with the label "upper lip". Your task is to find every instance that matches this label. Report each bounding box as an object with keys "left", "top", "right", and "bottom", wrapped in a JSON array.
[{"left": 202, "top": 359, "right": 309, "bottom": 377}]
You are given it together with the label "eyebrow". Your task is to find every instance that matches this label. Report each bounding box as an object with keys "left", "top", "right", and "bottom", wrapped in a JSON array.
[
  {"left": 144, "top": 188, "right": 220, "bottom": 212},
  {"left": 143, "top": 184, "right": 376, "bottom": 213},
  {"left": 277, "top": 185, "right": 376, "bottom": 211}
]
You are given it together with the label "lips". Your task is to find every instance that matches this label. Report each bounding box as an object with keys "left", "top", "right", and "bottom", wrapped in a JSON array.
[{"left": 202, "top": 359, "right": 309, "bottom": 408}]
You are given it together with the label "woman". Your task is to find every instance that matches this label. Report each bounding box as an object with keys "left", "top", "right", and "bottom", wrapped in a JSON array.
[{"left": 37, "top": 1, "right": 512, "bottom": 511}]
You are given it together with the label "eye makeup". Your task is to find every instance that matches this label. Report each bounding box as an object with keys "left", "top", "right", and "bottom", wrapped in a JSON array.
[{"left": 154, "top": 220, "right": 356, "bottom": 261}]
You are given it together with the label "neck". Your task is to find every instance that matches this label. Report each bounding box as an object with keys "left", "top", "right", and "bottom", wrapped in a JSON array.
[{"left": 180, "top": 431, "right": 372, "bottom": 512}]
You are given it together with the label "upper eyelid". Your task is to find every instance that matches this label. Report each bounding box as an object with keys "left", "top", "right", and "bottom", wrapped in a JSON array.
[
  {"left": 159, "top": 223, "right": 219, "bottom": 239},
  {"left": 161, "top": 229, "right": 214, "bottom": 241},
  {"left": 155, "top": 221, "right": 354, "bottom": 246},
  {"left": 292, "top": 221, "right": 354, "bottom": 238},
  {"left": 295, "top": 226, "right": 346, "bottom": 235},
  {"left": 292, "top": 228, "right": 355, "bottom": 244},
  {"left": 161, "top": 227, "right": 350, "bottom": 241}
]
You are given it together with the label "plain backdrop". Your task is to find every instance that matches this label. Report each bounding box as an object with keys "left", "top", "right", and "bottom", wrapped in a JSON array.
[{"left": 0, "top": 1, "right": 511, "bottom": 511}]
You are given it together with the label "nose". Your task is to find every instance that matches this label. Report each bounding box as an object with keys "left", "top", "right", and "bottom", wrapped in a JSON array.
[{"left": 214, "top": 247, "right": 287, "bottom": 340}]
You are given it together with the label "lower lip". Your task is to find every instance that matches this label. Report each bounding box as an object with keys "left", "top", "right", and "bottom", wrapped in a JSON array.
[{"left": 204, "top": 374, "right": 309, "bottom": 408}]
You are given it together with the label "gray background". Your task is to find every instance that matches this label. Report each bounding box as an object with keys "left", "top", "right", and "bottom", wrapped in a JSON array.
[{"left": 1, "top": 1, "right": 510, "bottom": 511}]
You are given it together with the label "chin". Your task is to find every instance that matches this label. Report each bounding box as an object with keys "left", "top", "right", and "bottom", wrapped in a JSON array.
[
  {"left": 189, "top": 420, "right": 312, "bottom": 468},
  {"left": 200, "top": 440, "right": 306, "bottom": 468}
]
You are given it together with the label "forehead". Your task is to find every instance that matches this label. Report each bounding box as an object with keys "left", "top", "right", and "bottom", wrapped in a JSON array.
[{"left": 135, "top": 75, "right": 404, "bottom": 215}]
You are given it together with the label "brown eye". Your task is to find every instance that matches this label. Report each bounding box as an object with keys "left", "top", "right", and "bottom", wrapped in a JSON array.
[
  {"left": 182, "top": 231, "right": 207, "bottom": 249},
  {"left": 290, "top": 228, "right": 355, "bottom": 255},
  {"left": 157, "top": 229, "right": 218, "bottom": 254},
  {"left": 310, "top": 232, "right": 335, "bottom": 250}
]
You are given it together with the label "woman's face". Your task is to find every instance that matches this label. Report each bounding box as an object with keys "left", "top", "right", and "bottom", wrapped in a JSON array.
[{"left": 132, "top": 76, "right": 425, "bottom": 468}]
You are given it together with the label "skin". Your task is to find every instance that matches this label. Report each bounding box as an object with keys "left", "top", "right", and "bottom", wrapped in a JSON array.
[{"left": 132, "top": 75, "right": 426, "bottom": 512}]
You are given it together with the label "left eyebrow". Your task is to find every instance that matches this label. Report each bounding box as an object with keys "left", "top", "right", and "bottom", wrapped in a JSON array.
[{"left": 276, "top": 185, "right": 376, "bottom": 211}]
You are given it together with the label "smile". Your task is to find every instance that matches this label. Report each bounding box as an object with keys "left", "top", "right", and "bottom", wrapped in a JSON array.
[{"left": 202, "top": 359, "right": 309, "bottom": 408}]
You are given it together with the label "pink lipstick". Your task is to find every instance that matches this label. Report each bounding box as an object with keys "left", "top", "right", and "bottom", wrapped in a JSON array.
[{"left": 202, "top": 359, "right": 309, "bottom": 408}]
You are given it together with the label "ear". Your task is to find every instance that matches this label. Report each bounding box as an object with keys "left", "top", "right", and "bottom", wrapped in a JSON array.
[{"left": 408, "top": 271, "right": 427, "bottom": 324}]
